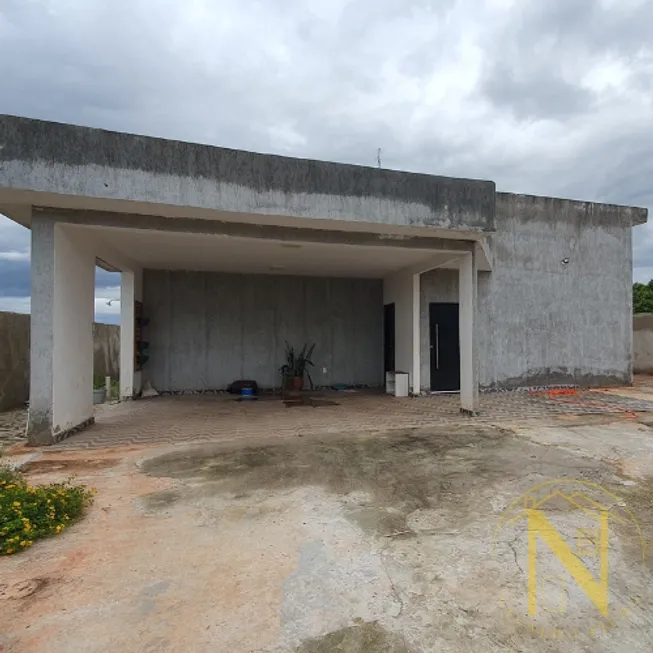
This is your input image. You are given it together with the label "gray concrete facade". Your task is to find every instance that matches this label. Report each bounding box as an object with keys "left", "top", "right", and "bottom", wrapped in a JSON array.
[
  {"left": 0, "top": 115, "right": 648, "bottom": 442},
  {"left": 0, "top": 114, "right": 495, "bottom": 232},
  {"left": 421, "top": 193, "right": 639, "bottom": 390},
  {"left": 633, "top": 313, "right": 653, "bottom": 375},
  {"left": 143, "top": 270, "right": 383, "bottom": 391},
  {"left": 29, "top": 214, "right": 55, "bottom": 441}
]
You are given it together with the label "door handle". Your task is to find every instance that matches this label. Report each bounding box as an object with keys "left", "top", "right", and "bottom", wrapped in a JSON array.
[{"left": 435, "top": 324, "right": 439, "bottom": 370}]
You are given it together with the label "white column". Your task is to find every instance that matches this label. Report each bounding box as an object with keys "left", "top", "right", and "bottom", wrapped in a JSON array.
[
  {"left": 412, "top": 272, "right": 421, "bottom": 394},
  {"left": 459, "top": 246, "right": 479, "bottom": 414},
  {"left": 120, "top": 268, "right": 143, "bottom": 399},
  {"left": 28, "top": 217, "right": 95, "bottom": 445},
  {"left": 383, "top": 271, "right": 415, "bottom": 391}
]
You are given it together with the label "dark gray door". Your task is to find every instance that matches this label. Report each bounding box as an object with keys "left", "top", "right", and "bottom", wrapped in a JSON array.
[{"left": 429, "top": 302, "right": 460, "bottom": 391}]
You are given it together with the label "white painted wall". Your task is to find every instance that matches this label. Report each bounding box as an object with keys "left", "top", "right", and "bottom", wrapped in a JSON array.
[
  {"left": 383, "top": 271, "right": 415, "bottom": 389},
  {"left": 51, "top": 224, "right": 95, "bottom": 433}
]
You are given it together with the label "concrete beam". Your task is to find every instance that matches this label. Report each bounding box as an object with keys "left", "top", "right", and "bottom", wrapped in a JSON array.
[
  {"left": 497, "top": 192, "right": 647, "bottom": 227},
  {"left": 1, "top": 114, "right": 496, "bottom": 232},
  {"left": 404, "top": 254, "right": 467, "bottom": 277},
  {"left": 35, "top": 208, "right": 481, "bottom": 252}
]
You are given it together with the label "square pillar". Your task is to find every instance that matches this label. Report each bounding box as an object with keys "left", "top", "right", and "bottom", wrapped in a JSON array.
[
  {"left": 459, "top": 246, "right": 479, "bottom": 414},
  {"left": 120, "top": 268, "right": 143, "bottom": 399},
  {"left": 28, "top": 217, "right": 95, "bottom": 445},
  {"left": 412, "top": 272, "right": 421, "bottom": 394},
  {"left": 383, "top": 271, "right": 417, "bottom": 392}
]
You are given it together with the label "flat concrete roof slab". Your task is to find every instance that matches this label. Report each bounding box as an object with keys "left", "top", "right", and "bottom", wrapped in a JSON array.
[{"left": 0, "top": 114, "right": 496, "bottom": 233}]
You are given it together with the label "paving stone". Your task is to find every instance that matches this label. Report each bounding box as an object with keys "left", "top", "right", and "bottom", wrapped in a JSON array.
[{"left": 41, "top": 389, "right": 653, "bottom": 451}]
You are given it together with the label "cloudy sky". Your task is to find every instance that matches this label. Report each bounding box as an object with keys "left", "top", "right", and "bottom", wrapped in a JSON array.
[{"left": 1, "top": 0, "right": 652, "bottom": 323}]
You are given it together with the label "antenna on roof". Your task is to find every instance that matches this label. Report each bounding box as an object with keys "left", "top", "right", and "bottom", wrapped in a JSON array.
[{"left": 377, "top": 148, "right": 382, "bottom": 168}]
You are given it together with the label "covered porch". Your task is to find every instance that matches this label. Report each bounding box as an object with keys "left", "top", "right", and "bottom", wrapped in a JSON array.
[
  {"left": 0, "top": 115, "right": 496, "bottom": 445},
  {"left": 24, "top": 213, "right": 488, "bottom": 445}
]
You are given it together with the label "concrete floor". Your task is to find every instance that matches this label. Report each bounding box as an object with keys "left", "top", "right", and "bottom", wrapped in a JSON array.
[{"left": 2, "top": 401, "right": 653, "bottom": 652}]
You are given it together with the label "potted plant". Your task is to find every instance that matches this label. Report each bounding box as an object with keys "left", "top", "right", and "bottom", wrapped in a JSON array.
[
  {"left": 279, "top": 342, "right": 315, "bottom": 395},
  {"left": 93, "top": 376, "right": 106, "bottom": 404}
]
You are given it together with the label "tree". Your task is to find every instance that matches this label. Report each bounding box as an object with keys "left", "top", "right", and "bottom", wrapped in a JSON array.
[{"left": 633, "top": 281, "right": 653, "bottom": 314}]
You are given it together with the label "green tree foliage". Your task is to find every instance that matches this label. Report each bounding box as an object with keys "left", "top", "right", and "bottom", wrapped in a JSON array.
[{"left": 633, "top": 281, "right": 653, "bottom": 314}]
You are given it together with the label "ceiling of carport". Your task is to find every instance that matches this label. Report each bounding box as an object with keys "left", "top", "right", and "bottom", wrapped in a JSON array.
[{"left": 82, "top": 225, "right": 462, "bottom": 278}]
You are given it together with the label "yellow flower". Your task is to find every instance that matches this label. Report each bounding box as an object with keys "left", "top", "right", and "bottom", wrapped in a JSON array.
[
  {"left": 26, "top": 541, "right": 32, "bottom": 547},
  {"left": 55, "top": 525, "right": 63, "bottom": 533},
  {"left": 12, "top": 501, "right": 20, "bottom": 507},
  {"left": 19, "top": 541, "right": 27, "bottom": 547},
  {"left": 6, "top": 548, "right": 14, "bottom": 554}
]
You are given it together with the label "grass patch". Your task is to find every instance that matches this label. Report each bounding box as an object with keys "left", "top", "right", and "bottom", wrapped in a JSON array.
[{"left": 0, "top": 467, "right": 94, "bottom": 555}]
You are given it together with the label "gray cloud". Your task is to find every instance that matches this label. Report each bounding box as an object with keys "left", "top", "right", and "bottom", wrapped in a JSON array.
[
  {"left": 0, "top": 0, "right": 652, "bottom": 289},
  {"left": 480, "top": 62, "right": 596, "bottom": 120}
]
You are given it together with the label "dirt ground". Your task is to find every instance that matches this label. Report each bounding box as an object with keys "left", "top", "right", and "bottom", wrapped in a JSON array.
[{"left": 2, "top": 416, "right": 653, "bottom": 652}]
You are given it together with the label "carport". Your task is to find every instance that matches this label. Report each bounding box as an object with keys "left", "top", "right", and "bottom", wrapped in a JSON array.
[{"left": 0, "top": 115, "right": 495, "bottom": 445}]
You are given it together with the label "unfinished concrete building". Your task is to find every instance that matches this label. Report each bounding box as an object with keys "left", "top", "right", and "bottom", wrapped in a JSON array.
[{"left": 0, "top": 115, "right": 647, "bottom": 444}]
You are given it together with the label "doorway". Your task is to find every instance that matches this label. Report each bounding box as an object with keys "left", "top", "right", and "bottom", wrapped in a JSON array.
[
  {"left": 429, "top": 302, "right": 460, "bottom": 391},
  {"left": 383, "top": 303, "right": 395, "bottom": 372}
]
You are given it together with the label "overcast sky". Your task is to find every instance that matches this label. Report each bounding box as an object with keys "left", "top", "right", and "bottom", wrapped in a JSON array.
[{"left": 1, "top": 0, "right": 653, "bottom": 323}]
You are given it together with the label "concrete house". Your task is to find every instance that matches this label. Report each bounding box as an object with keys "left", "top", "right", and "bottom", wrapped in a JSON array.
[{"left": 0, "top": 115, "right": 647, "bottom": 445}]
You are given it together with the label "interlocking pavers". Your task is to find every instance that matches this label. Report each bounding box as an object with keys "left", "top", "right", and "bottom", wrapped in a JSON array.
[{"left": 46, "top": 388, "right": 653, "bottom": 451}]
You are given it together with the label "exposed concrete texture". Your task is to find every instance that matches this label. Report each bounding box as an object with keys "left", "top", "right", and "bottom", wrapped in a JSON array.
[
  {"left": 0, "top": 115, "right": 496, "bottom": 232},
  {"left": 0, "top": 312, "right": 30, "bottom": 412},
  {"left": 459, "top": 248, "right": 479, "bottom": 412},
  {"left": 29, "top": 215, "right": 56, "bottom": 442},
  {"left": 142, "top": 270, "right": 383, "bottom": 390},
  {"left": 633, "top": 314, "right": 653, "bottom": 374},
  {"left": 92, "top": 323, "right": 120, "bottom": 381},
  {"left": 0, "top": 314, "right": 119, "bottom": 413},
  {"left": 420, "top": 194, "right": 636, "bottom": 390}
]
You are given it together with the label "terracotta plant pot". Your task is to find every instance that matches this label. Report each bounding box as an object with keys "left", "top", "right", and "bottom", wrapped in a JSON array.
[{"left": 284, "top": 376, "right": 303, "bottom": 396}]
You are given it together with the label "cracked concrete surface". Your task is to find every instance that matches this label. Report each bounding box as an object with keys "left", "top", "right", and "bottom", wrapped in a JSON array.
[{"left": 1, "top": 417, "right": 653, "bottom": 652}]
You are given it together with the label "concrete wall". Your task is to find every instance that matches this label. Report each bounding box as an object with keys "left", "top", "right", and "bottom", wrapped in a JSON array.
[
  {"left": 0, "top": 115, "right": 496, "bottom": 233},
  {"left": 0, "top": 312, "right": 30, "bottom": 412},
  {"left": 93, "top": 323, "right": 120, "bottom": 381},
  {"left": 143, "top": 270, "right": 383, "bottom": 390},
  {"left": 0, "top": 312, "right": 119, "bottom": 412},
  {"left": 421, "top": 194, "right": 634, "bottom": 390},
  {"left": 633, "top": 314, "right": 653, "bottom": 374}
]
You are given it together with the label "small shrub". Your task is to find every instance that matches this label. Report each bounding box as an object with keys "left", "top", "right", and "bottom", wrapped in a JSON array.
[{"left": 0, "top": 467, "right": 94, "bottom": 555}]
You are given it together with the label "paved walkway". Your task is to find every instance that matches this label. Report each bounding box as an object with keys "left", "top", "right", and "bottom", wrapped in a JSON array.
[{"left": 42, "top": 386, "right": 653, "bottom": 450}]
